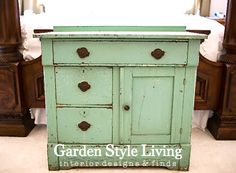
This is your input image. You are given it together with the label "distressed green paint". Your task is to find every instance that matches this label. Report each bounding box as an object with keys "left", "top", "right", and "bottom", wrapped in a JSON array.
[
  {"left": 43, "top": 66, "right": 58, "bottom": 143},
  {"left": 187, "top": 40, "right": 201, "bottom": 66},
  {"left": 51, "top": 143, "right": 190, "bottom": 170},
  {"left": 120, "top": 67, "right": 185, "bottom": 144},
  {"left": 47, "top": 143, "right": 59, "bottom": 170},
  {"left": 120, "top": 67, "right": 133, "bottom": 144},
  {"left": 170, "top": 67, "right": 185, "bottom": 143},
  {"left": 55, "top": 67, "right": 112, "bottom": 105},
  {"left": 41, "top": 39, "right": 53, "bottom": 65},
  {"left": 40, "top": 26, "right": 204, "bottom": 171},
  {"left": 112, "top": 67, "right": 120, "bottom": 144},
  {"left": 36, "top": 30, "right": 206, "bottom": 40},
  {"left": 180, "top": 67, "right": 198, "bottom": 143},
  {"left": 53, "top": 41, "right": 188, "bottom": 65},
  {"left": 57, "top": 108, "right": 112, "bottom": 144},
  {"left": 179, "top": 144, "right": 191, "bottom": 171},
  {"left": 119, "top": 68, "right": 126, "bottom": 144},
  {"left": 53, "top": 25, "right": 187, "bottom": 32}
]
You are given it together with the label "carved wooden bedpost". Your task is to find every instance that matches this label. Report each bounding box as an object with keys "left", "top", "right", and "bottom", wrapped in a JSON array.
[
  {"left": 207, "top": 0, "right": 236, "bottom": 139},
  {"left": 0, "top": 0, "right": 35, "bottom": 136},
  {"left": 221, "top": 0, "right": 236, "bottom": 63},
  {"left": 0, "top": 0, "right": 22, "bottom": 62}
]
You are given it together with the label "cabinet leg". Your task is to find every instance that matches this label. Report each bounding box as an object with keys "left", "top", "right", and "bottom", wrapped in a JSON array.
[
  {"left": 177, "top": 144, "right": 190, "bottom": 171},
  {"left": 47, "top": 143, "right": 59, "bottom": 170}
]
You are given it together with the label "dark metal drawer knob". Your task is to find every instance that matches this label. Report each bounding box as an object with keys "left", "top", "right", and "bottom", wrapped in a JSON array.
[
  {"left": 77, "top": 47, "right": 90, "bottom": 58},
  {"left": 78, "top": 121, "right": 91, "bottom": 131},
  {"left": 124, "top": 105, "right": 130, "bottom": 111},
  {"left": 151, "top": 48, "right": 165, "bottom": 59},
  {"left": 78, "top": 81, "right": 91, "bottom": 92}
]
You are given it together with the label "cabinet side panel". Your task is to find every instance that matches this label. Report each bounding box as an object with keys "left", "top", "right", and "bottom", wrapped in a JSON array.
[
  {"left": 170, "top": 68, "right": 185, "bottom": 143},
  {"left": 44, "top": 66, "right": 59, "bottom": 169},
  {"left": 181, "top": 67, "right": 197, "bottom": 143},
  {"left": 41, "top": 39, "right": 54, "bottom": 65},
  {"left": 44, "top": 66, "right": 58, "bottom": 142},
  {"left": 187, "top": 40, "right": 201, "bottom": 66}
]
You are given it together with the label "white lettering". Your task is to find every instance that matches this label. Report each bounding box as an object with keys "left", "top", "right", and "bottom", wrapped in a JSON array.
[
  {"left": 54, "top": 144, "right": 65, "bottom": 157},
  {"left": 106, "top": 144, "right": 115, "bottom": 157}
]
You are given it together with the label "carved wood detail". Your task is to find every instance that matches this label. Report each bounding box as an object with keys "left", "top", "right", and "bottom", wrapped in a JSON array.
[
  {"left": 0, "top": 0, "right": 35, "bottom": 136},
  {"left": 0, "top": 110, "right": 35, "bottom": 136},
  {"left": 194, "top": 55, "right": 224, "bottom": 110},
  {"left": 195, "top": 72, "right": 209, "bottom": 103},
  {"left": 208, "top": 0, "right": 236, "bottom": 140},
  {"left": 0, "top": 63, "right": 21, "bottom": 113},
  {"left": 0, "top": 0, "right": 22, "bottom": 63},
  {"left": 21, "top": 56, "right": 45, "bottom": 108},
  {"left": 220, "top": 65, "right": 236, "bottom": 116},
  {"left": 222, "top": 0, "right": 236, "bottom": 54}
]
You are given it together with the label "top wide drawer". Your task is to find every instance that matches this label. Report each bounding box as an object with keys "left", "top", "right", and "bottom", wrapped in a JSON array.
[{"left": 53, "top": 41, "right": 188, "bottom": 65}]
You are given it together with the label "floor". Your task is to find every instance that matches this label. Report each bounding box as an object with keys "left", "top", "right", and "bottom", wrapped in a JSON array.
[{"left": 0, "top": 126, "right": 236, "bottom": 173}]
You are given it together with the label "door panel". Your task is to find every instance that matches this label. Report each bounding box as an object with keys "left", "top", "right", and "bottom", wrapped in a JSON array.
[
  {"left": 120, "top": 67, "right": 185, "bottom": 144},
  {"left": 132, "top": 77, "right": 173, "bottom": 135}
]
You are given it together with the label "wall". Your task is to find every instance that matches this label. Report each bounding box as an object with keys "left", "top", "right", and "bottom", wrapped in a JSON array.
[{"left": 210, "top": 0, "right": 227, "bottom": 17}]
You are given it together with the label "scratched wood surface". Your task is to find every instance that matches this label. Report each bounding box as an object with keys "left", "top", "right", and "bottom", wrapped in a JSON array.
[
  {"left": 40, "top": 26, "right": 204, "bottom": 171},
  {"left": 55, "top": 67, "right": 112, "bottom": 105},
  {"left": 53, "top": 41, "right": 188, "bottom": 65}
]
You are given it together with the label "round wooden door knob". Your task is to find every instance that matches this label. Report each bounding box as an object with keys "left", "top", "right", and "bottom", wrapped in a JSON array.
[{"left": 124, "top": 105, "right": 130, "bottom": 111}]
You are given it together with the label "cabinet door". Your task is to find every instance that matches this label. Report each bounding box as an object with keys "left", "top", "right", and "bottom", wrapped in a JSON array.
[{"left": 120, "top": 67, "right": 185, "bottom": 144}]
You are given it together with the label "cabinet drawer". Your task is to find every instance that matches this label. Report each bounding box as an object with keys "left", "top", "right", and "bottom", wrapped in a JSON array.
[
  {"left": 55, "top": 67, "right": 112, "bottom": 105},
  {"left": 57, "top": 108, "right": 112, "bottom": 143},
  {"left": 53, "top": 41, "right": 188, "bottom": 65}
]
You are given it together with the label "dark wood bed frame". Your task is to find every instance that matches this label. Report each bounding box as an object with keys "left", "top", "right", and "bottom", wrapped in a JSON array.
[{"left": 0, "top": 0, "right": 236, "bottom": 139}]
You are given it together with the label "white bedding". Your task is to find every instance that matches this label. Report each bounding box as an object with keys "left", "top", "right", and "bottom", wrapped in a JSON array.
[{"left": 20, "top": 13, "right": 224, "bottom": 130}]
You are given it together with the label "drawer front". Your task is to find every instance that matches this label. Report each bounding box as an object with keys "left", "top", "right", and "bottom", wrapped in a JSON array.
[
  {"left": 53, "top": 41, "right": 188, "bottom": 65},
  {"left": 57, "top": 108, "right": 112, "bottom": 143},
  {"left": 55, "top": 67, "right": 112, "bottom": 105}
]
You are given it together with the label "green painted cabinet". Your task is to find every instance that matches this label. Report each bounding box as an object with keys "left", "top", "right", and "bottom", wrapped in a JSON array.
[{"left": 38, "top": 26, "right": 205, "bottom": 171}]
